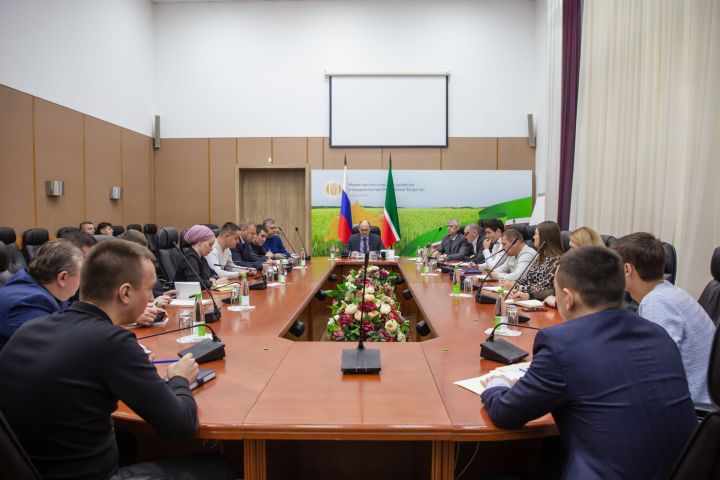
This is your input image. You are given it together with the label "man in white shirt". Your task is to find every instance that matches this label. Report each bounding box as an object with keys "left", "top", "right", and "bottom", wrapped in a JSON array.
[
  {"left": 477, "top": 219, "right": 506, "bottom": 270},
  {"left": 206, "top": 222, "right": 246, "bottom": 279},
  {"left": 489, "top": 228, "right": 536, "bottom": 281},
  {"left": 613, "top": 232, "right": 715, "bottom": 404}
]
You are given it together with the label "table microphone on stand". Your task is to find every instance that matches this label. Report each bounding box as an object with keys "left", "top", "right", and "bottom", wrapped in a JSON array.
[
  {"left": 341, "top": 251, "right": 381, "bottom": 374},
  {"left": 172, "top": 244, "right": 221, "bottom": 323},
  {"left": 137, "top": 324, "right": 226, "bottom": 364},
  {"left": 480, "top": 322, "right": 541, "bottom": 364},
  {"left": 294, "top": 226, "right": 311, "bottom": 260},
  {"left": 278, "top": 226, "right": 297, "bottom": 254},
  {"left": 475, "top": 238, "right": 518, "bottom": 304}
]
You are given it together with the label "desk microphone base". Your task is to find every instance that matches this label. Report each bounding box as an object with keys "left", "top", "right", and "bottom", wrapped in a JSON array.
[
  {"left": 480, "top": 338, "right": 528, "bottom": 364},
  {"left": 341, "top": 347, "right": 381, "bottom": 374}
]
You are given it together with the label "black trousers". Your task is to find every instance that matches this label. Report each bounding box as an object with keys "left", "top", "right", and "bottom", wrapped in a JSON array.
[{"left": 109, "top": 454, "right": 234, "bottom": 480}]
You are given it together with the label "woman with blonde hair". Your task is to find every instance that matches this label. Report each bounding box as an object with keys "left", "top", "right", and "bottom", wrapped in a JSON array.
[{"left": 569, "top": 226, "right": 604, "bottom": 248}]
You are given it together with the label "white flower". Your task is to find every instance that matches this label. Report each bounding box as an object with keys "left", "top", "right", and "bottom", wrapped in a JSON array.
[
  {"left": 344, "top": 293, "right": 352, "bottom": 301},
  {"left": 368, "top": 265, "right": 380, "bottom": 272},
  {"left": 364, "top": 293, "right": 375, "bottom": 301},
  {"left": 345, "top": 303, "right": 358, "bottom": 314},
  {"left": 344, "top": 281, "right": 353, "bottom": 288},
  {"left": 368, "top": 310, "right": 379, "bottom": 319},
  {"left": 379, "top": 304, "right": 391, "bottom": 315},
  {"left": 397, "top": 332, "right": 406, "bottom": 342},
  {"left": 354, "top": 310, "right": 362, "bottom": 321},
  {"left": 365, "top": 286, "right": 375, "bottom": 294},
  {"left": 334, "top": 315, "right": 340, "bottom": 321},
  {"left": 328, "top": 317, "right": 336, "bottom": 325},
  {"left": 385, "top": 319, "right": 399, "bottom": 333}
]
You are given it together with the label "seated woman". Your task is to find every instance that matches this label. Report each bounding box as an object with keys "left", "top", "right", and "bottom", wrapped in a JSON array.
[
  {"left": 569, "top": 226, "right": 604, "bottom": 249},
  {"left": 173, "top": 225, "right": 218, "bottom": 290},
  {"left": 503, "top": 221, "right": 564, "bottom": 301}
]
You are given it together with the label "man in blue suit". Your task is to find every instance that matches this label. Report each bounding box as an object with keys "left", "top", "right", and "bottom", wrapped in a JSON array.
[{"left": 480, "top": 246, "right": 696, "bottom": 480}]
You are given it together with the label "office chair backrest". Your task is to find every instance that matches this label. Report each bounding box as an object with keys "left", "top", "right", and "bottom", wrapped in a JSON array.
[
  {"left": 203, "top": 223, "right": 219, "bottom": 230},
  {"left": 143, "top": 224, "right": 159, "bottom": 252},
  {"left": 156, "top": 227, "right": 182, "bottom": 282},
  {"left": 111, "top": 225, "right": 125, "bottom": 237},
  {"left": 663, "top": 241, "right": 678, "bottom": 285},
  {"left": 351, "top": 225, "right": 381, "bottom": 235},
  {"left": 667, "top": 327, "right": 720, "bottom": 479},
  {"left": 699, "top": 247, "right": 720, "bottom": 326},
  {"left": 21, "top": 228, "right": 49, "bottom": 263},
  {"left": 179, "top": 228, "right": 191, "bottom": 250},
  {"left": 126, "top": 224, "right": 142, "bottom": 232},
  {"left": 0, "top": 227, "right": 26, "bottom": 273},
  {"left": 601, "top": 235, "right": 617, "bottom": 247},
  {"left": 0, "top": 408, "right": 42, "bottom": 480},
  {"left": 560, "top": 231, "right": 570, "bottom": 252},
  {"left": 0, "top": 242, "right": 12, "bottom": 286},
  {"left": 92, "top": 235, "right": 116, "bottom": 243}
]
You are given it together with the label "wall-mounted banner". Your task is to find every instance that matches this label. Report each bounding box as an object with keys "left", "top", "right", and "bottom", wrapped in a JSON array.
[{"left": 311, "top": 170, "right": 533, "bottom": 256}]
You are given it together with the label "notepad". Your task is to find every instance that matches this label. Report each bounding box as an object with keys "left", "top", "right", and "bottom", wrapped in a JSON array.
[
  {"left": 454, "top": 362, "right": 531, "bottom": 396},
  {"left": 169, "top": 298, "right": 213, "bottom": 307},
  {"left": 189, "top": 368, "right": 216, "bottom": 390},
  {"left": 506, "top": 299, "right": 544, "bottom": 308},
  {"left": 481, "top": 286, "right": 503, "bottom": 293}
]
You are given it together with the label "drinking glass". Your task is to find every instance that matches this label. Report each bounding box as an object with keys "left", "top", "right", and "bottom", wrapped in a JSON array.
[
  {"left": 178, "top": 310, "right": 193, "bottom": 340},
  {"left": 507, "top": 305, "right": 519, "bottom": 330},
  {"left": 463, "top": 277, "right": 474, "bottom": 295},
  {"left": 228, "top": 286, "right": 242, "bottom": 311}
]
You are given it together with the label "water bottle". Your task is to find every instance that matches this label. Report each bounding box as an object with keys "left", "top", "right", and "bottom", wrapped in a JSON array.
[
  {"left": 300, "top": 249, "right": 307, "bottom": 267},
  {"left": 329, "top": 245, "right": 336, "bottom": 260},
  {"left": 193, "top": 293, "right": 205, "bottom": 337},
  {"left": 494, "top": 288, "right": 506, "bottom": 329},
  {"left": 277, "top": 260, "right": 286, "bottom": 285},
  {"left": 452, "top": 267, "right": 462, "bottom": 294},
  {"left": 421, "top": 248, "right": 429, "bottom": 274},
  {"left": 240, "top": 273, "right": 250, "bottom": 308}
]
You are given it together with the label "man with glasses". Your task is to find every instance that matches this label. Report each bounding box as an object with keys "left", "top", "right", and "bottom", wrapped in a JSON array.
[{"left": 432, "top": 219, "right": 472, "bottom": 261}]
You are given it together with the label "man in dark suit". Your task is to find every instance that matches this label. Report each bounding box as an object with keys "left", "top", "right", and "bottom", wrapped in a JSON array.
[
  {"left": 463, "top": 223, "right": 485, "bottom": 264},
  {"left": 480, "top": 246, "right": 696, "bottom": 480},
  {"left": 342, "top": 220, "right": 382, "bottom": 257},
  {"left": 230, "top": 220, "right": 264, "bottom": 269},
  {"left": 432, "top": 218, "right": 472, "bottom": 261}
]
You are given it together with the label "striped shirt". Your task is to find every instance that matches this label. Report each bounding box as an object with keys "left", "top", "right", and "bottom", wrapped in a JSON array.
[{"left": 638, "top": 281, "right": 715, "bottom": 404}]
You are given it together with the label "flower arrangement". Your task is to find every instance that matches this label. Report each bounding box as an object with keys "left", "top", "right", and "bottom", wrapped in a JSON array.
[{"left": 326, "top": 266, "right": 409, "bottom": 342}]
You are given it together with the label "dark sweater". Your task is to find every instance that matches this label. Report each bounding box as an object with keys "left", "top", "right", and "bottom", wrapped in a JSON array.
[
  {"left": 0, "top": 302, "right": 198, "bottom": 480},
  {"left": 174, "top": 247, "right": 216, "bottom": 289}
]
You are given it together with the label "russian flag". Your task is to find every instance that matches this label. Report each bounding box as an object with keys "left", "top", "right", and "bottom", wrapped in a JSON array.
[{"left": 338, "top": 158, "right": 353, "bottom": 245}]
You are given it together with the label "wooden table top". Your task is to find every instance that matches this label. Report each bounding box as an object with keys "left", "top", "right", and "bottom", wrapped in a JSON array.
[{"left": 114, "top": 257, "right": 562, "bottom": 441}]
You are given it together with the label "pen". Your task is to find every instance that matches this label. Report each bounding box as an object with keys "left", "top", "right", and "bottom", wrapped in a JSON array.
[{"left": 152, "top": 359, "right": 180, "bottom": 364}]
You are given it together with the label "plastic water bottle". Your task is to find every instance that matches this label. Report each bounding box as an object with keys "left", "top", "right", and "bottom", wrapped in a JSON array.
[
  {"left": 494, "top": 288, "right": 506, "bottom": 329},
  {"left": 277, "top": 261, "right": 286, "bottom": 285},
  {"left": 240, "top": 273, "right": 250, "bottom": 307},
  {"left": 452, "top": 267, "right": 462, "bottom": 294},
  {"left": 300, "top": 249, "right": 307, "bottom": 267},
  {"left": 329, "top": 245, "right": 336, "bottom": 260},
  {"left": 193, "top": 293, "right": 205, "bottom": 337}
]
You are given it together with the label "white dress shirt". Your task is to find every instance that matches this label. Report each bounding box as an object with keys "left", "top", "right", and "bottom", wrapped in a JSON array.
[
  {"left": 479, "top": 239, "right": 506, "bottom": 269},
  {"left": 206, "top": 242, "right": 241, "bottom": 278},
  {"left": 494, "top": 244, "right": 537, "bottom": 281}
]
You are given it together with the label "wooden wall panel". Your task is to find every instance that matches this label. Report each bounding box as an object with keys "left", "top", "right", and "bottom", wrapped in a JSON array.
[
  {"left": 498, "top": 138, "right": 534, "bottom": 170},
  {"left": 323, "top": 139, "right": 382, "bottom": 169},
  {"left": 0, "top": 85, "right": 35, "bottom": 235},
  {"left": 84, "top": 117, "right": 121, "bottom": 225},
  {"left": 238, "top": 138, "right": 271, "bottom": 168},
  {"left": 122, "top": 129, "right": 152, "bottom": 226},
  {"left": 239, "top": 169, "right": 306, "bottom": 251},
  {"left": 442, "top": 137, "right": 497, "bottom": 170},
  {"left": 154, "top": 139, "right": 209, "bottom": 230},
  {"left": 382, "top": 149, "right": 441, "bottom": 169},
  {"left": 34, "top": 99, "right": 84, "bottom": 235},
  {"left": 273, "top": 137, "right": 307, "bottom": 167},
  {"left": 307, "top": 138, "right": 324, "bottom": 170},
  {"left": 209, "top": 138, "right": 237, "bottom": 225}
]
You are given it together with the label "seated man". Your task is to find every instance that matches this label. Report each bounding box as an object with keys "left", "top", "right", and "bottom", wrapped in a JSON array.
[
  {"left": 253, "top": 224, "right": 273, "bottom": 259},
  {"left": 342, "top": 220, "right": 382, "bottom": 257},
  {"left": 488, "top": 228, "right": 536, "bottom": 281},
  {"left": 463, "top": 223, "right": 484, "bottom": 264},
  {"left": 0, "top": 240, "right": 232, "bottom": 480},
  {"left": 481, "top": 246, "right": 697, "bottom": 479},
  {"left": 613, "top": 232, "right": 715, "bottom": 404},
  {"left": 231, "top": 220, "right": 264, "bottom": 270},
  {"left": 58, "top": 229, "right": 98, "bottom": 255},
  {"left": 206, "top": 222, "right": 248, "bottom": 279},
  {"left": 477, "top": 218, "right": 505, "bottom": 269},
  {"left": 262, "top": 218, "right": 291, "bottom": 258},
  {"left": 432, "top": 219, "right": 471, "bottom": 261},
  {"left": 0, "top": 239, "right": 83, "bottom": 351},
  {"left": 79, "top": 221, "right": 95, "bottom": 235}
]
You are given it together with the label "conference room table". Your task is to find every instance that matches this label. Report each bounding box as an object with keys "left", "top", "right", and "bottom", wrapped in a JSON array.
[{"left": 114, "top": 257, "right": 563, "bottom": 480}]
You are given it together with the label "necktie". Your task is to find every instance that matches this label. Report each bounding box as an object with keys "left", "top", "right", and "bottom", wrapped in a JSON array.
[{"left": 362, "top": 237, "right": 368, "bottom": 253}]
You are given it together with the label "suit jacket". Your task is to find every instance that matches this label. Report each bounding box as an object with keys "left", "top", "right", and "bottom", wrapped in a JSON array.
[
  {"left": 342, "top": 233, "right": 382, "bottom": 257},
  {"left": 438, "top": 234, "right": 472, "bottom": 260},
  {"left": 467, "top": 236, "right": 485, "bottom": 264},
  {"left": 230, "top": 240, "right": 263, "bottom": 269},
  {"left": 481, "top": 309, "right": 696, "bottom": 480}
]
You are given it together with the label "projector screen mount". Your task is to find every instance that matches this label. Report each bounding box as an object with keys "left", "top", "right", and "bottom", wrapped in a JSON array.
[{"left": 328, "top": 73, "right": 449, "bottom": 148}]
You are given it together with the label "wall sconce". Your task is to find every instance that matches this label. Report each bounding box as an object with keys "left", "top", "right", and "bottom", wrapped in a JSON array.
[
  {"left": 45, "top": 180, "right": 64, "bottom": 197},
  {"left": 109, "top": 186, "right": 123, "bottom": 200},
  {"left": 266, "top": 156, "right": 272, "bottom": 165}
]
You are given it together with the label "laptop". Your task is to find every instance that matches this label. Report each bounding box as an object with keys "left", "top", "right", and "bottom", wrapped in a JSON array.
[{"left": 170, "top": 282, "right": 202, "bottom": 307}]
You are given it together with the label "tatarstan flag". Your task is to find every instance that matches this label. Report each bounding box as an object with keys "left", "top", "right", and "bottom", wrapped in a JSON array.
[{"left": 381, "top": 157, "right": 401, "bottom": 247}]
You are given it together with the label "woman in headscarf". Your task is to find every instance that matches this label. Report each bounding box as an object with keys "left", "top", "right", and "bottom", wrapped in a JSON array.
[{"left": 173, "top": 225, "right": 218, "bottom": 290}]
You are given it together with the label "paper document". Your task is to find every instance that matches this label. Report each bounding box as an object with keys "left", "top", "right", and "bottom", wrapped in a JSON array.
[
  {"left": 454, "top": 362, "right": 531, "bottom": 396},
  {"left": 506, "top": 299, "right": 544, "bottom": 308},
  {"left": 481, "top": 286, "right": 503, "bottom": 293},
  {"left": 169, "top": 298, "right": 213, "bottom": 307}
]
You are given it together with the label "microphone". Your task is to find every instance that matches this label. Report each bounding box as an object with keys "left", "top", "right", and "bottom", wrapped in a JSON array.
[
  {"left": 278, "top": 226, "right": 297, "bottom": 254},
  {"left": 428, "top": 226, "right": 443, "bottom": 253},
  {"left": 480, "top": 322, "right": 541, "bottom": 364},
  {"left": 341, "top": 251, "right": 381, "bottom": 374},
  {"left": 172, "top": 244, "right": 222, "bottom": 323},
  {"left": 294, "top": 226, "right": 311, "bottom": 260},
  {"left": 503, "top": 241, "right": 546, "bottom": 301},
  {"left": 137, "top": 324, "right": 225, "bottom": 364},
  {"left": 475, "top": 238, "right": 518, "bottom": 304},
  {"left": 462, "top": 247, "right": 506, "bottom": 275}
]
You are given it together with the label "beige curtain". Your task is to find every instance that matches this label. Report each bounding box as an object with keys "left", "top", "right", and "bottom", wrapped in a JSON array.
[
  {"left": 538, "top": 0, "right": 563, "bottom": 222},
  {"left": 570, "top": 0, "right": 720, "bottom": 297}
]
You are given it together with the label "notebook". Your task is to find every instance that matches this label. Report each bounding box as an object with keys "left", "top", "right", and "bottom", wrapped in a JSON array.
[{"left": 189, "top": 368, "right": 216, "bottom": 390}]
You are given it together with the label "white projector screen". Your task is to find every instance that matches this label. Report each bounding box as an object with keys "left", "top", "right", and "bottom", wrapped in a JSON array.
[{"left": 329, "top": 75, "right": 448, "bottom": 148}]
